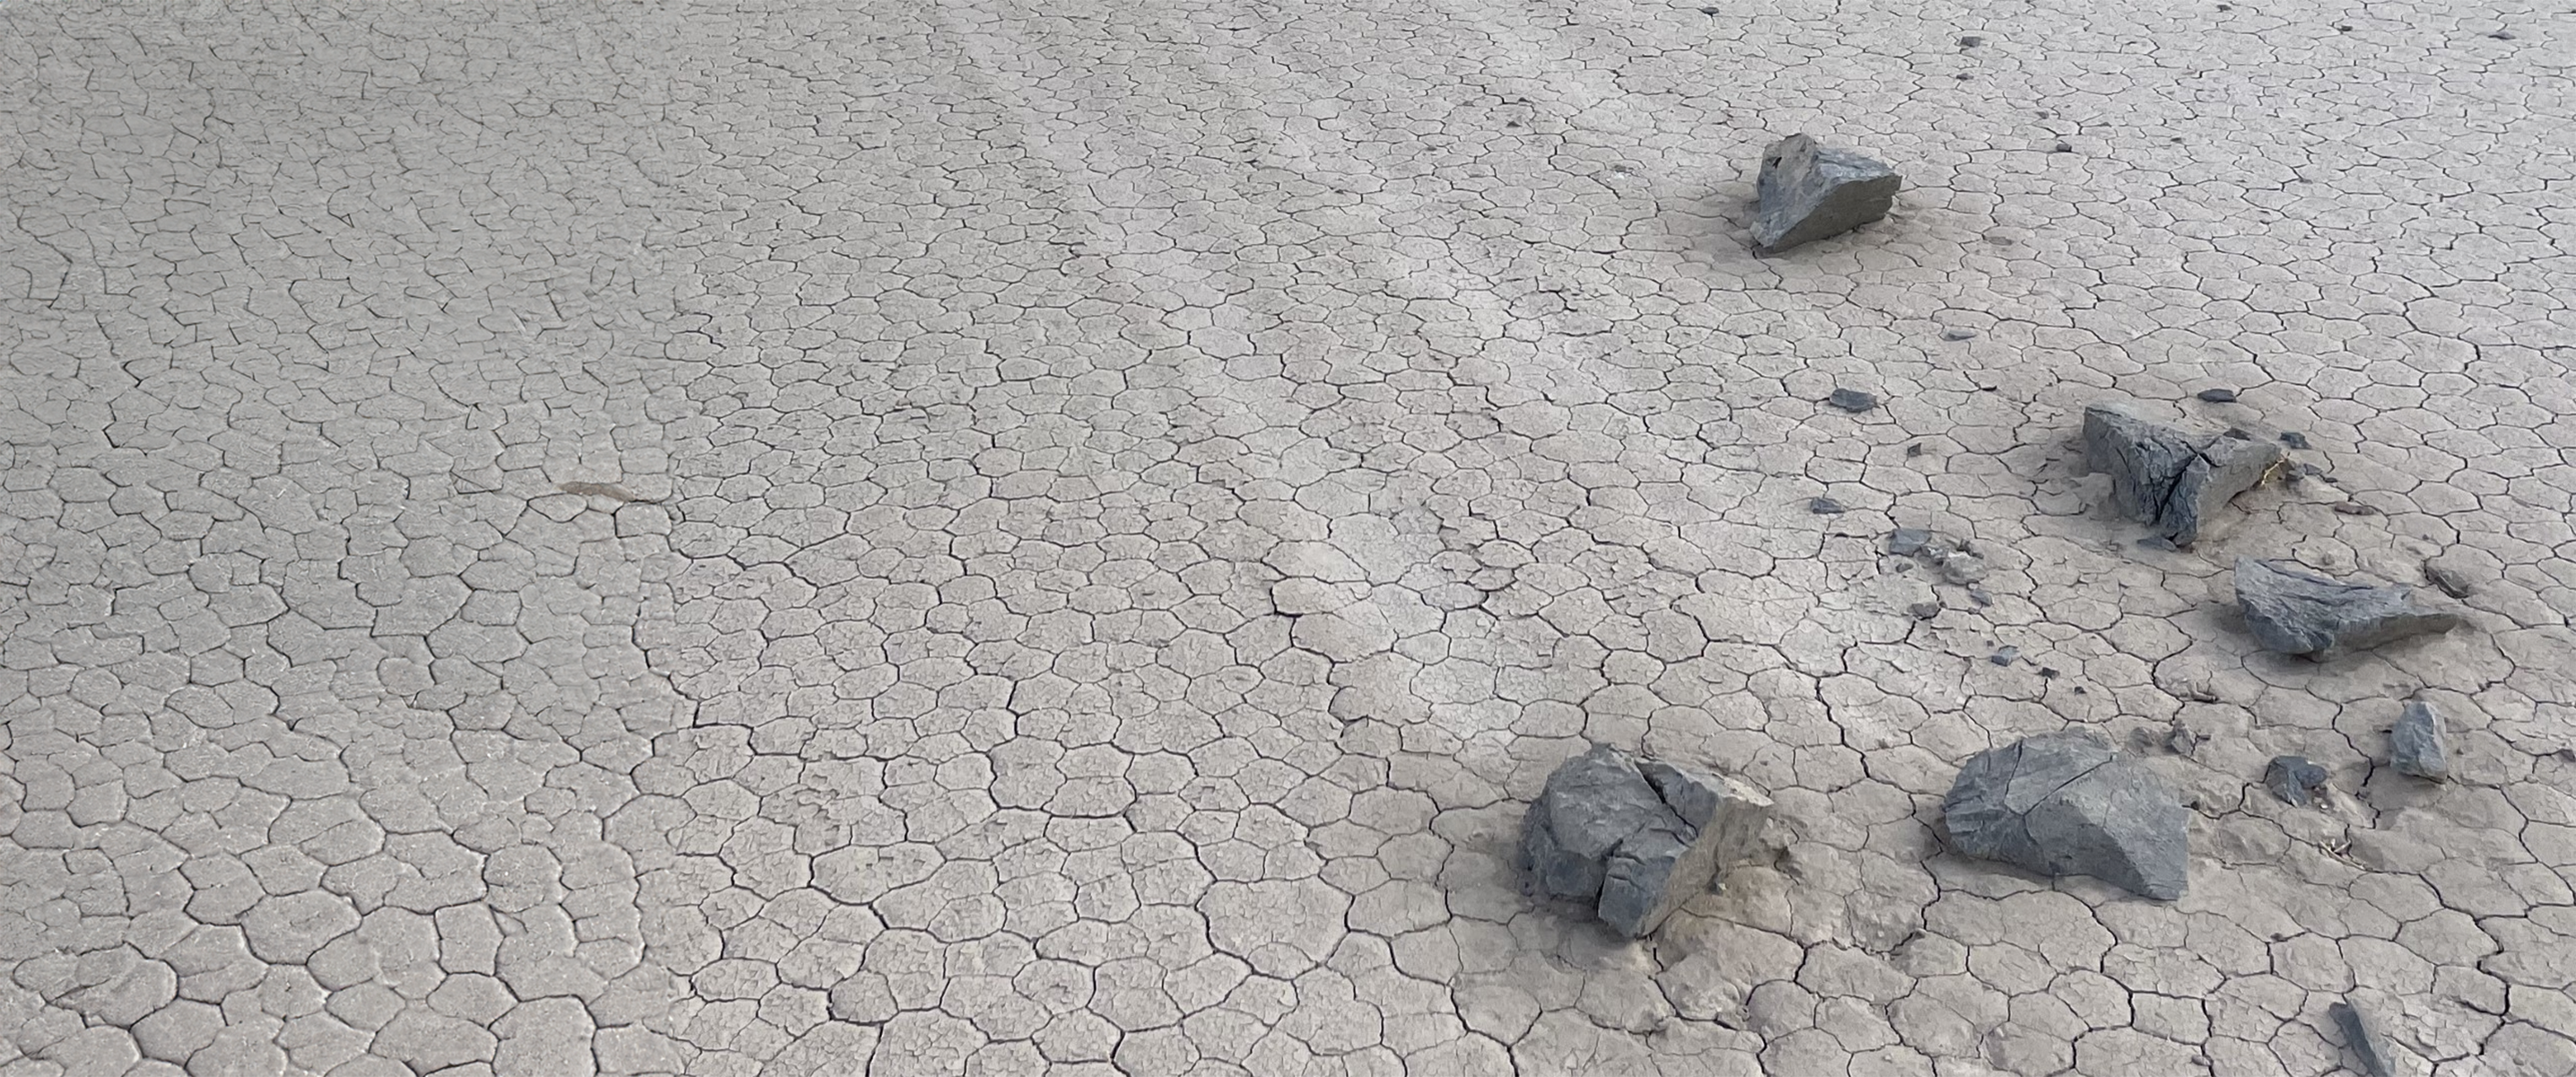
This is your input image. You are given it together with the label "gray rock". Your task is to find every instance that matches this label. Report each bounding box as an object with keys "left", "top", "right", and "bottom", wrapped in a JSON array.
[
  {"left": 2280, "top": 431, "right": 2310, "bottom": 450},
  {"left": 2422, "top": 560, "right": 2478, "bottom": 599},
  {"left": 2328, "top": 1001, "right": 2395, "bottom": 1077},
  {"left": 1751, "top": 135, "right": 1901, "bottom": 253},
  {"left": 2390, "top": 701, "right": 2449, "bottom": 781},
  {"left": 1888, "top": 528, "right": 1934, "bottom": 556},
  {"left": 1808, "top": 497, "right": 1847, "bottom": 515},
  {"left": 2233, "top": 558, "right": 2463, "bottom": 661},
  {"left": 2083, "top": 404, "right": 2283, "bottom": 545},
  {"left": 1519, "top": 744, "right": 1773, "bottom": 937},
  {"left": 2196, "top": 388, "right": 2240, "bottom": 403},
  {"left": 1942, "top": 731, "right": 2188, "bottom": 900},
  {"left": 1827, "top": 387, "right": 1880, "bottom": 413},
  {"left": 2264, "top": 756, "right": 2328, "bottom": 806}
]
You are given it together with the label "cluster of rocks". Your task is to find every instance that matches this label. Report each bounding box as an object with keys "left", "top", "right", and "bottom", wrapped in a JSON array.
[{"left": 1515, "top": 744, "right": 1773, "bottom": 936}]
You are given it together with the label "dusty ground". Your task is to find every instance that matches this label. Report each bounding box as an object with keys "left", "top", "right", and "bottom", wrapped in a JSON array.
[{"left": 4, "top": 0, "right": 2573, "bottom": 1073}]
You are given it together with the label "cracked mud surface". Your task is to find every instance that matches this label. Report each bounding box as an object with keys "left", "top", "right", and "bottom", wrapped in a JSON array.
[{"left": 4, "top": 1, "right": 2573, "bottom": 1073}]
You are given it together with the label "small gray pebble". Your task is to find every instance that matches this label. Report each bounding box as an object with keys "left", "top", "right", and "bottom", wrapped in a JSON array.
[
  {"left": 2423, "top": 561, "right": 2477, "bottom": 599},
  {"left": 1988, "top": 645, "right": 2019, "bottom": 666},
  {"left": 1828, "top": 388, "right": 1880, "bottom": 413},
  {"left": 2280, "top": 431, "right": 2311, "bottom": 449},
  {"left": 1907, "top": 442, "right": 1925, "bottom": 458},
  {"left": 1889, "top": 528, "right": 1934, "bottom": 556},
  {"left": 1968, "top": 588, "right": 1993, "bottom": 607},
  {"left": 2196, "top": 388, "right": 2240, "bottom": 403},
  {"left": 1809, "top": 497, "right": 1847, "bottom": 515},
  {"left": 1959, "top": 34, "right": 1985, "bottom": 46},
  {"left": 1942, "top": 328, "right": 1978, "bottom": 341},
  {"left": 2265, "top": 756, "right": 2330, "bottom": 807},
  {"left": 2051, "top": 141, "right": 2073, "bottom": 153},
  {"left": 1908, "top": 600, "right": 1943, "bottom": 619}
]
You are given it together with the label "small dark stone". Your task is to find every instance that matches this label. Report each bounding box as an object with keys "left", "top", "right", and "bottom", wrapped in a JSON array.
[
  {"left": 2423, "top": 561, "right": 2478, "bottom": 599},
  {"left": 2328, "top": 1001, "right": 2395, "bottom": 1077},
  {"left": 1959, "top": 34, "right": 1985, "bottom": 46},
  {"left": 1969, "top": 588, "right": 1993, "bottom": 607},
  {"left": 1907, "top": 442, "right": 1926, "bottom": 458},
  {"left": 2051, "top": 141, "right": 2074, "bottom": 153},
  {"left": 2265, "top": 756, "right": 2330, "bottom": 807},
  {"left": 1943, "top": 731, "right": 2188, "bottom": 900},
  {"left": 1889, "top": 528, "right": 1934, "bottom": 556},
  {"left": 2336, "top": 24, "right": 2353, "bottom": 31},
  {"left": 2196, "top": 388, "right": 2240, "bottom": 403},
  {"left": 2333, "top": 502, "right": 2381, "bottom": 516},
  {"left": 2390, "top": 700, "right": 2449, "bottom": 781},
  {"left": 2280, "top": 431, "right": 2310, "bottom": 449},
  {"left": 1942, "top": 328, "right": 1978, "bottom": 341},
  {"left": 2167, "top": 722, "right": 2200, "bottom": 757},
  {"left": 2234, "top": 558, "right": 2463, "bottom": 661},
  {"left": 1809, "top": 497, "right": 1847, "bottom": 515},
  {"left": 1988, "top": 646, "right": 2018, "bottom": 666},
  {"left": 1752, "top": 136, "right": 1902, "bottom": 253},
  {"left": 1955, "top": 74, "right": 1972, "bottom": 81},
  {"left": 2216, "top": 3, "right": 2231, "bottom": 8},
  {"left": 2222, "top": 427, "right": 2252, "bottom": 441},
  {"left": 2072, "top": 687, "right": 2085, "bottom": 695},
  {"left": 1828, "top": 387, "right": 1880, "bottom": 413},
  {"left": 2491, "top": 31, "right": 2515, "bottom": 39},
  {"left": 2039, "top": 667, "right": 2059, "bottom": 679},
  {"left": 1698, "top": 5, "right": 1718, "bottom": 13},
  {"left": 1908, "top": 600, "right": 1943, "bottom": 620}
]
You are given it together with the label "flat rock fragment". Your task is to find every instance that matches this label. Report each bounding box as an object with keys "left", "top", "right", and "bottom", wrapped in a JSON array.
[
  {"left": 2264, "top": 756, "right": 2328, "bottom": 806},
  {"left": 2082, "top": 404, "right": 2283, "bottom": 545},
  {"left": 1827, "top": 387, "right": 1880, "bottom": 413},
  {"left": 1518, "top": 744, "right": 1772, "bottom": 937},
  {"left": 1941, "top": 731, "right": 2187, "bottom": 900},
  {"left": 2389, "top": 701, "right": 2449, "bottom": 781},
  {"left": 1751, "top": 135, "right": 1901, "bottom": 252},
  {"left": 2233, "top": 558, "right": 2463, "bottom": 660}
]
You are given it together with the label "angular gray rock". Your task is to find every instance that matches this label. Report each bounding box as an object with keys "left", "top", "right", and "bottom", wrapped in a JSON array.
[
  {"left": 1519, "top": 744, "right": 1773, "bottom": 937},
  {"left": 2390, "top": 701, "right": 2450, "bottom": 781},
  {"left": 2234, "top": 558, "right": 2463, "bottom": 661},
  {"left": 2264, "top": 756, "right": 2328, "bottom": 807},
  {"left": 1941, "top": 731, "right": 2188, "bottom": 900},
  {"left": 2083, "top": 404, "right": 2283, "bottom": 546},
  {"left": 2328, "top": 1001, "right": 2395, "bottom": 1077},
  {"left": 1751, "top": 135, "right": 1900, "bottom": 253}
]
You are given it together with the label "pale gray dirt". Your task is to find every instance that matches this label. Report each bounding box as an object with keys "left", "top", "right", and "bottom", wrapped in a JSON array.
[{"left": 4, "top": 1, "right": 2574, "bottom": 1075}]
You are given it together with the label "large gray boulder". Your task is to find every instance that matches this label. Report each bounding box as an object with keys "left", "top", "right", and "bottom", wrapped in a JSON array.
[
  {"left": 2083, "top": 405, "right": 2283, "bottom": 546},
  {"left": 1519, "top": 744, "right": 1773, "bottom": 937},
  {"left": 2234, "top": 558, "right": 2463, "bottom": 661},
  {"left": 1942, "top": 731, "right": 2188, "bottom": 900},
  {"left": 1751, "top": 135, "right": 1900, "bottom": 253}
]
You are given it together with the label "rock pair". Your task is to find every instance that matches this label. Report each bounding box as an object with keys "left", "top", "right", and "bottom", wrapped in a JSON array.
[
  {"left": 2083, "top": 404, "right": 2283, "bottom": 547},
  {"left": 1516, "top": 745, "right": 1773, "bottom": 937}
]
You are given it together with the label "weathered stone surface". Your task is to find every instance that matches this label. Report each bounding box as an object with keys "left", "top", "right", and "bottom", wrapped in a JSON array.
[
  {"left": 2082, "top": 404, "right": 2283, "bottom": 545},
  {"left": 1751, "top": 135, "right": 1901, "bottom": 252},
  {"left": 1941, "top": 731, "right": 2188, "bottom": 900},
  {"left": 2234, "top": 558, "right": 2463, "bottom": 660},
  {"left": 2390, "top": 701, "right": 2449, "bottom": 781},
  {"left": 1519, "top": 744, "right": 1772, "bottom": 937},
  {"left": 2264, "top": 756, "right": 2328, "bottom": 806}
]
